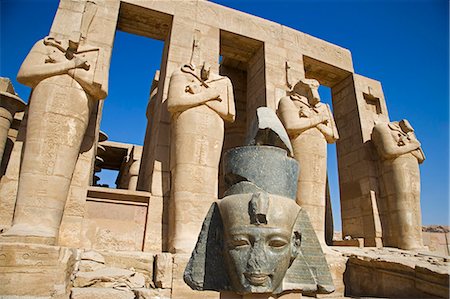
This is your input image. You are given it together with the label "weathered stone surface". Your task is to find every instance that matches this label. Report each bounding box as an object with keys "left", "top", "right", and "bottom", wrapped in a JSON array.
[
  {"left": 73, "top": 266, "right": 135, "bottom": 288},
  {"left": 99, "top": 251, "right": 154, "bottom": 288},
  {"left": 134, "top": 288, "right": 172, "bottom": 299},
  {"left": 71, "top": 287, "right": 135, "bottom": 299},
  {"left": 278, "top": 78, "right": 339, "bottom": 246},
  {"left": 81, "top": 250, "right": 106, "bottom": 264},
  {"left": 168, "top": 62, "right": 235, "bottom": 254},
  {"left": 223, "top": 146, "right": 299, "bottom": 200},
  {"left": 155, "top": 253, "right": 173, "bottom": 289},
  {"left": 0, "top": 243, "right": 77, "bottom": 297},
  {"left": 245, "top": 107, "right": 293, "bottom": 156},
  {"left": 334, "top": 247, "right": 449, "bottom": 298},
  {"left": 373, "top": 119, "right": 425, "bottom": 250},
  {"left": 78, "top": 259, "right": 106, "bottom": 272}
]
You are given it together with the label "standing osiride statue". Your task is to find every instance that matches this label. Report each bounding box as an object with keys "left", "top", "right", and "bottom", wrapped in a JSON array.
[
  {"left": 3, "top": 1, "right": 107, "bottom": 244},
  {"left": 278, "top": 78, "right": 339, "bottom": 245},
  {"left": 372, "top": 119, "right": 425, "bottom": 250},
  {"left": 167, "top": 61, "right": 235, "bottom": 253}
]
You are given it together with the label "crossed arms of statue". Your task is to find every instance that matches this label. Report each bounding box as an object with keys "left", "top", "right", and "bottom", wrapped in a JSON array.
[
  {"left": 372, "top": 123, "right": 424, "bottom": 163},
  {"left": 278, "top": 96, "right": 338, "bottom": 143},
  {"left": 167, "top": 68, "right": 235, "bottom": 122},
  {"left": 17, "top": 37, "right": 107, "bottom": 100}
]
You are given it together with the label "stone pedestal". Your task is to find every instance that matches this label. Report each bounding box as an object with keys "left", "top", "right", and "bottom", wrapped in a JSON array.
[{"left": 0, "top": 242, "right": 77, "bottom": 298}]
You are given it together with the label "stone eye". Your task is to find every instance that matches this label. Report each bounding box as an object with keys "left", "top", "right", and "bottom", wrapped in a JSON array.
[
  {"left": 268, "top": 238, "right": 288, "bottom": 248},
  {"left": 231, "top": 237, "right": 250, "bottom": 249}
]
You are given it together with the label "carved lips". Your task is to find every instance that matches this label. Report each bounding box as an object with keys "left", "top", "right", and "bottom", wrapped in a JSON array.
[{"left": 244, "top": 272, "right": 270, "bottom": 286}]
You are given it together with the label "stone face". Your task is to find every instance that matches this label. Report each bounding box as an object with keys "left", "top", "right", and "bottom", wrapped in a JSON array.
[
  {"left": 278, "top": 78, "right": 339, "bottom": 246},
  {"left": 372, "top": 119, "right": 425, "bottom": 250}
]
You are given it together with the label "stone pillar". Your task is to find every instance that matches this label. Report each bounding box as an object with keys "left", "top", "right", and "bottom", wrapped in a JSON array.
[
  {"left": 0, "top": 78, "right": 26, "bottom": 164},
  {"left": 331, "top": 74, "right": 388, "bottom": 247}
]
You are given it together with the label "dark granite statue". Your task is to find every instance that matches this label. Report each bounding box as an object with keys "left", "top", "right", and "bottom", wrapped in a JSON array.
[{"left": 184, "top": 107, "right": 334, "bottom": 295}]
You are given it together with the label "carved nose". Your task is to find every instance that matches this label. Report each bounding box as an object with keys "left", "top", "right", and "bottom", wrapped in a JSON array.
[{"left": 246, "top": 242, "right": 268, "bottom": 272}]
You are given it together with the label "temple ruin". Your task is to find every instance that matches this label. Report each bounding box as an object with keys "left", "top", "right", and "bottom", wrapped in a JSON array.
[{"left": 0, "top": 0, "right": 448, "bottom": 298}]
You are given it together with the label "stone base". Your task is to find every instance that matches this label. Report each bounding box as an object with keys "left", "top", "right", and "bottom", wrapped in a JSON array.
[
  {"left": 0, "top": 234, "right": 56, "bottom": 245},
  {"left": 0, "top": 242, "right": 77, "bottom": 298},
  {"left": 1, "top": 242, "right": 448, "bottom": 299},
  {"left": 333, "top": 246, "right": 450, "bottom": 298}
]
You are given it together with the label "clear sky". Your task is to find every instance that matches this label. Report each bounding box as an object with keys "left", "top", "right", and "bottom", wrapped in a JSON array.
[{"left": 1, "top": 0, "right": 448, "bottom": 229}]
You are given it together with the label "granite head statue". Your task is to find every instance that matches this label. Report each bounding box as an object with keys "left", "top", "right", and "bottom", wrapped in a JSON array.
[
  {"left": 184, "top": 107, "right": 334, "bottom": 296},
  {"left": 219, "top": 191, "right": 302, "bottom": 293}
]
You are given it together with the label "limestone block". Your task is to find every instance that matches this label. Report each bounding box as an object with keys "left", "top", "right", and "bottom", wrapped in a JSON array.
[
  {"left": 50, "top": 8, "right": 83, "bottom": 38},
  {"left": 81, "top": 199, "right": 147, "bottom": 251},
  {"left": 81, "top": 250, "right": 105, "bottom": 264},
  {"left": 79, "top": 260, "right": 105, "bottom": 272},
  {"left": 171, "top": 254, "right": 219, "bottom": 299},
  {"left": 133, "top": 288, "right": 172, "bottom": 299},
  {"left": 154, "top": 253, "right": 173, "bottom": 289},
  {"left": 0, "top": 243, "right": 77, "bottom": 297},
  {"left": 74, "top": 266, "right": 134, "bottom": 287},
  {"left": 335, "top": 247, "right": 450, "bottom": 298},
  {"left": 100, "top": 251, "right": 154, "bottom": 288},
  {"left": 71, "top": 288, "right": 135, "bottom": 299},
  {"left": 144, "top": 195, "right": 164, "bottom": 252}
]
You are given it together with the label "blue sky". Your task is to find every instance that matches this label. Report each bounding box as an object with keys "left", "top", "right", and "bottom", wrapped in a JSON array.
[{"left": 1, "top": 0, "right": 448, "bottom": 229}]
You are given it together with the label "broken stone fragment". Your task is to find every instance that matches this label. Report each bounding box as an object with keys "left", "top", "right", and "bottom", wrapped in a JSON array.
[
  {"left": 74, "top": 267, "right": 135, "bottom": 288},
  {"left": 245, "top": 107, "right": 293, "bottom": 156},
  {"left": 154, "top": 253, "right": 173, "bottom": 289},
  {"left": 81, "top": 250, "right": 106, "bottom": 264}
]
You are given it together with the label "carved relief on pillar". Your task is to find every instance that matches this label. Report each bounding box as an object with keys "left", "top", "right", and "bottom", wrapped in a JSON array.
[
  {"left": 167, "top": 61, "right": 235, "bottom": 253},
  {"left": 277, "top": 78, "right": 339, "bottom": 245},
  {"left": 372, "top": 119, "right": 425, "bottom": 250}
]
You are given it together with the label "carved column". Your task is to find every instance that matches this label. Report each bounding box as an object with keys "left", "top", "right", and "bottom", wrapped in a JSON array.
[{"left": 0, "top": 78, "right": 26, "bottom": 164}]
